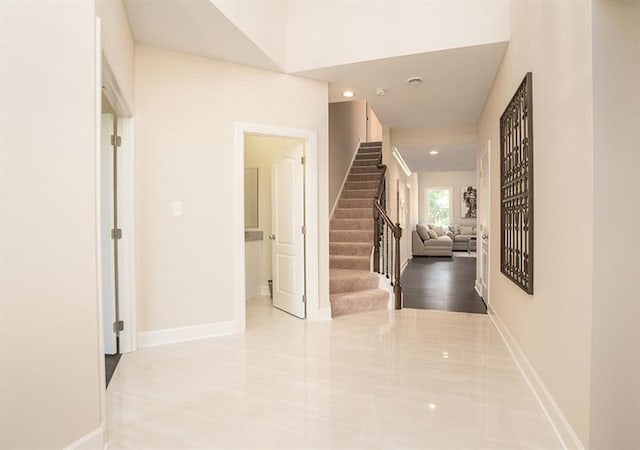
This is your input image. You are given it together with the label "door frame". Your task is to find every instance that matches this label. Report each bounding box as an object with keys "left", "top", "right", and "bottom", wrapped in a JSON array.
[
  {"left": 97, "top": 29, "right": 137, "bottom": 355},
  {"left": 476, "top": 140, "right": 491, "bottom": 304},
  {"left": 234, "top": 122, "right": 320, "bottom": 332}
]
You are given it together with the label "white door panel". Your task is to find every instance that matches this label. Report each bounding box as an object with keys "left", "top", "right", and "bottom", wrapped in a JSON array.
[{"left": 272, "top": 144, "right": 305, "bottom": 318}]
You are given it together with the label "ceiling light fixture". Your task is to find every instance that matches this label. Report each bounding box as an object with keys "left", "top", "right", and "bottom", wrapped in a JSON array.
[
  {"left": 342, "top": 90, "right": 355, "bottom": 98},
  {"left": 406, "top": 76, "right": 423, "bottom": 86},
  {"left": 375, "top": 88, "right": 386, "bottom": 96},
  {"left": 429, "top": 150, "right": 439, "bottom": 155}
]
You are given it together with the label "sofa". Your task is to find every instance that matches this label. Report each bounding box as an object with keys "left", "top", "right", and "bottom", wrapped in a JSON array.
[
  {"left": 449, "top": 224, "right": 478, "bottom": 252},
  {"left": 412, "top": 223, "right": 477, "bottom": 256},
  {"left": 412, "top": 224, "right": 453, "bottom": 256}
]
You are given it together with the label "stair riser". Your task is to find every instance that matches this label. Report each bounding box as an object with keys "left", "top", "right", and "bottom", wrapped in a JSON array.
[
  {"left": 330, "top": 257, "right": 370, "bottom": 270},
  {"left": 334, "top": 208, "right": 372, "bottom": 219},
  {"left": 355, "top": 152, "right": 380, "bottom": 160},
  {"left": 330, "top": 290, "right": 389, "bottom": 317},
  {"left": 330, "top": 277, "right": 379, "bottom": 294},
  {"left": 330, "top": 243, "right": 372, "bottom": 257},
  {"left": 345, "top": 181, "right": 379, "bottom": 190},
  {"left": 348, "top": 174, "right": 382, "bottom": 182},
  {"left": 338, "top": 198, "right": 373, "bottom": 209},
  {"left": 330, "top": 219, "right": 373, "bottom": 230},
  {"left": 342, "top": 189, "right": 377, "bottom": 199},
  {"left": 352, "top": 159, "right": 379, "bottom": 167},
  {"left": 329, "top": 230, "right": 373, "bottom": 242},
  {"left": 350, "top": 167, "right": 383, "bottom": 174},
  {"left": 360, "top": 142, "right": 382, "bottom": 148}
]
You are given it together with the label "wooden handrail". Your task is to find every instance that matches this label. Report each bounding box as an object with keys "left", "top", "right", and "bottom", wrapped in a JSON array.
[{"left": 372, "top": 168, "right": 403, "bottom": 310}]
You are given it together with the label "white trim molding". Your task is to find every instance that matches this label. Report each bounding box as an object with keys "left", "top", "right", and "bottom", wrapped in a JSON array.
[
  {"left": 488, "top": 305, "right": 585, "bottom": 450},
  {"left": 315, "top": 308, "right": 333, "bottom": 321},
  {"left": 137, "top": 321, "right": 237, "bottom": 348},
  {"left": 64, "top": 425, "right": 105, "bottom": 450}
]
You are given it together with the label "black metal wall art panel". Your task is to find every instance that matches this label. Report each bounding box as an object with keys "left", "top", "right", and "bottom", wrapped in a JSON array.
[{"left": 500, "top": 72, "right": 534, "bottom": 294}]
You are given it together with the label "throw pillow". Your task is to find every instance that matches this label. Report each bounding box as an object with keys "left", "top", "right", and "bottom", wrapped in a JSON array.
[
  {"left": 416, "top": 223, "right": 430, "bottom": 241},
  {"left": 459, "top": 225, "right": 474, "bottom": 235},
  {"left": 432, "top": 226, "right": 444, "bottom": 236},
  {"left": 427, "top": 229, "right": 438, "bottom": 239},
  {"left": 449, "top": 224, "right": 460, "bottom": 235}
]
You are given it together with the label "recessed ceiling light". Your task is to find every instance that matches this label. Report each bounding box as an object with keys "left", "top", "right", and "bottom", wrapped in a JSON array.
[
  {"left": 375, "top": 88, "right": 386, "bottom": 96},
  {"left": 342, "top": 90, "right": 355, "bottom": 98},
  {"left": 429, "top": 150, "right": 439, "bottom": 155},
  {"left": 407, "top": 76, "right": 423, "bottom": 86}
]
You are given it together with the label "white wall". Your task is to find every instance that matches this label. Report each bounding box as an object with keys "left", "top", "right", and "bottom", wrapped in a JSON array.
[
  {"left": 212, "top": 0, "right": 287, "bottom": 70},
  {"left": 367, "top": 105, "right": 383, "bottom": 142},
  {"left": 477, "top": 1, "right": 594, "bottom": 446},
  {"left": 135, "top": 46, "right": 329, "bottom": 333},
  {"left": 96, "top": 0, "right": 135, "bottom": 110},
  {"left": 245, "top": 135, "right": 303, "bottom": 289},
  {"left": 418, "top": 171, "right": 477, "bottom": 227},
  {"left": 329, "top": 100, "right": 367, "bottom": 212},
  {"left": 590, "top": 1, "right": 640, "bottom": 448},
  {"left": 0, "top": 1, "right": 103, "bottom": 448},
  {"left": 286, "top": 0, "right": 509, "bottom": 72}
]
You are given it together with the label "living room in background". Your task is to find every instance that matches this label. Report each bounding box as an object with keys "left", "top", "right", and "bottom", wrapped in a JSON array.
[{"left": 426, "top": 187, "right": 451, "bottom": 226}]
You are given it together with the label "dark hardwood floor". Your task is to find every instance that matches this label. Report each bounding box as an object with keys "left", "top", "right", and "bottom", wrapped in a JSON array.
[
  {"left": 402, "top": 254, "right": 487, "bottom": 314},
  {"left": 105, "top": 354, "right": 121, "bottom": 387}
]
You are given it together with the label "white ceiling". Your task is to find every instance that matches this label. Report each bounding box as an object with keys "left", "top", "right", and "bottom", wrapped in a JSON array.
[
  {"left": 124, "top": 0, "right": 281, "bottom": 72},
  {"left": 396, "top": 143, "right": 477, "bottom": 173},
  {"left": 293, "top": 42, "right": 508, "bottom": 129}
]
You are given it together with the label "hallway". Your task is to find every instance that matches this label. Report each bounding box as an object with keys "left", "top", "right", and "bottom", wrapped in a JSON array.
[
  {"left": 106, "top": 298, "right": 560, "bottom": 448},
  {"left": 402, "top": 255, "right": 487, "bottom": 314}
]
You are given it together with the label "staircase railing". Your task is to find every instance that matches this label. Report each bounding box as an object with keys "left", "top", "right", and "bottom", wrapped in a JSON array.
[{"left": 372, "top": 162, "right": 403, "bottom": 310}]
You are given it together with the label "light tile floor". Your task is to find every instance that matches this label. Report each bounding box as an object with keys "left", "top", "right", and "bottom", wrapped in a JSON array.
[{"left": 106, "top": 297, "right": 562, "bottom": 449}]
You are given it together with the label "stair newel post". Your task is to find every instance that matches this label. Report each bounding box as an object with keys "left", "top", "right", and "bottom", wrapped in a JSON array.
[
  {"left": 373, "top": 201, "right": 380, "bottom": 274},
  {"left": 394, "top": 224, "right": 403, "bottom": 309}
]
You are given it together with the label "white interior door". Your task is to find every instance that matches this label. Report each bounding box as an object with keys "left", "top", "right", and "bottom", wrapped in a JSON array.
[
  {"left": 271, "top": 143, "right": 305, "bottom": 318},
  {"left": 478, "top": 145, "right": 490, "bottom": 301},
  {"left": 101, "top": 113, "right": 117, "bottom": 354}
]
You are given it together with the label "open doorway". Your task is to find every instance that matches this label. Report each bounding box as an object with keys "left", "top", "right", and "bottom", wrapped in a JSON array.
[{"left": 244, "top": 134, "right": 307, "bottom": 326}]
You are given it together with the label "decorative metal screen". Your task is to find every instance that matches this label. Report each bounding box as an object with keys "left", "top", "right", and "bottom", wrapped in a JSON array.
[{"left": 500, "top": 72, "right": 534, "bottom": 294}]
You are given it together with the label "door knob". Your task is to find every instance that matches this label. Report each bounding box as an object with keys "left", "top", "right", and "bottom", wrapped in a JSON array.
[{"left": 269, "top": 234, "right": 276, "bottom": 240}]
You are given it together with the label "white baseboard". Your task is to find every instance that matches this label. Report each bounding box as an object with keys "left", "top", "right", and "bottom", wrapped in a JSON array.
[
  {"left": 64, "top": 424, "right": 105, "bottom": 450},
  {"left": 260, "top": 284, "right": 271, "bottom": 296},
  {"left": 487, "top": 305, "right": 584, "bottom": 450},
  {"left": 137, "top": 320, "right": 237, "bottom": 348},
  {"left": 401, "top": 259, "right": 409, "bottom": 274}
]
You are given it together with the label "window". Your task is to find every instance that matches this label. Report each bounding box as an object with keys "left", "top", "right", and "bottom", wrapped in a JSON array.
[{"left": 426, "top": 187, "right": 451, "bottom": 226}]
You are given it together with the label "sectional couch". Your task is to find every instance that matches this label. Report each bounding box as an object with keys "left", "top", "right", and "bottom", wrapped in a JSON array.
[{"left": 412, "top": 223, "right": 477, "bottom": 256}]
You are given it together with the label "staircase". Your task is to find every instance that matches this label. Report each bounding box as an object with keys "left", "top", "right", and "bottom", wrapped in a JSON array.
[{"left": 329, "top": 142, "right": 390, "bottom": 317}]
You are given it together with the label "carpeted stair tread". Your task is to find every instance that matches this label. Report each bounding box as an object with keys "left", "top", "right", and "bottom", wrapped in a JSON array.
[
  {"left": 330, "top": 230, "right": 373, "bottom": 242},
  {"left": 330, "top": 289, "right": 389, "bottom": 317},
  {"left": 330, "top": 254, "right": 370, "bottom": 270},
  {"left": 341, "top": 189, "right": 378, "bottom": 199},
  {"left": 334, "top": 208, "right": 372, "bottom": 219},
  {"left": 338, "top": 198, "right": 374, "bottom": 209},
  {"left": 331, "top": 218, "right": 373, "bottom": 230},
  {"left": 351, "top": 166, "right": 384, "bottom": 174},
  {"left": 329, "top": 269, "right": 380, "bottom": 294},
  {"left": 348, "top": 173, "right": 383, "bottom": 182},
  {"left": 345, "top": 180, "right": 379, "bottom": 190},
  {"left": 330, "top": 242, "right": 372, "bottom": 256}
]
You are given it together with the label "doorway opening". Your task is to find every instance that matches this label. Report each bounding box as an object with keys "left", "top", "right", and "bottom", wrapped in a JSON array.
[
  {"left": 234, "top": 123, "right": 321, "bottom": 333},
  {"left": 244, "top": 135, "right": 307, "bottom": 326}
]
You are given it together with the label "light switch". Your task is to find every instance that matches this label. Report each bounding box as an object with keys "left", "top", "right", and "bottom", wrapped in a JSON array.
[{"left": 172, "top": 201, "right": 182, "bottom": 216}]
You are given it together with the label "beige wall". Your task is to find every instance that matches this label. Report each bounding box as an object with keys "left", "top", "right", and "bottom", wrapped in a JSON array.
[
  {"left": 367, "top": 105, "right": 383, "bottom": 142},
  {"left": 0, "top": 1, "right": 103, "bottom": 448},
  {"left": 329, "top": 100, "right": 367, "bottom": 212},
  {"left": 135, "top": 46, "right": 329, "bottom": 332},
  {"left": 418, "top": 171, "right": 478, "bottom": 227},
  {"left": 590, "top": 1, "right": 640, "bottom": 448},
  {"left": 245, "top": 135, "right": 303, "bottom": 288},
  {"left": 477, "top": 0, "right": 594, "bottom": 445},
  {"left": 96, "top": 0, "right": 135, "bottom": 109}
]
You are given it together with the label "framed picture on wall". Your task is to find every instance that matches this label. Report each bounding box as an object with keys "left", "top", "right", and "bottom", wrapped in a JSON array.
[{"left": 461, "top": 186, "right": 477, "bottom": 218}]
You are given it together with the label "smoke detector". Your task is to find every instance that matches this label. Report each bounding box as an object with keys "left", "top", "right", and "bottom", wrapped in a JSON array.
[
  {"left": 406, "top": 76, "right": 423, "bottom": 86},
  {"left": 375, "top": 88, "right": 386, "bottom": 96}
]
